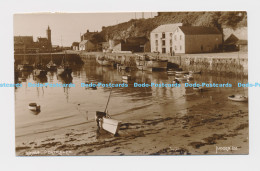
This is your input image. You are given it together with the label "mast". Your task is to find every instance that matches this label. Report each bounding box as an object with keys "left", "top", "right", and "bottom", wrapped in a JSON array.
[{"left": 104, "top": 87, "right": 113, "bottom": 113}]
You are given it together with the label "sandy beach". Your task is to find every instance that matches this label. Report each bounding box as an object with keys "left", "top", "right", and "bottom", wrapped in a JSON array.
[{"left": 16, "top": 87, "right": 248, "bottom": 156}]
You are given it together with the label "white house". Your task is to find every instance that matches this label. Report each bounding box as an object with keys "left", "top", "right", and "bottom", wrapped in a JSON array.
[
  {"left": 79, "top": 40, "right": 96, "bottom": 51},
  {"left": 150, "top": 23, "right": 183, "bottom": 54},
  {"left": 150, "top": 23, "right": 222, "bottom": 54}
]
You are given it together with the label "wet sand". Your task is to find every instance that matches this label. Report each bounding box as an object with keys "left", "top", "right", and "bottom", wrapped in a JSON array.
[{"left": 15, "top": 88, "right": 248, "bottom": 156}]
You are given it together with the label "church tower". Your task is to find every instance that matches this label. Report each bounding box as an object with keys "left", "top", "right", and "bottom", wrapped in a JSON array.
[{"left": 46, "top": 25, "right": 52, "bottom": 50}]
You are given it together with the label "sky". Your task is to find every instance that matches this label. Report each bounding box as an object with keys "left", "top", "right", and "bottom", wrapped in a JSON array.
[{"left": 13, "top": 12, "right": 157, "bottom": 46}]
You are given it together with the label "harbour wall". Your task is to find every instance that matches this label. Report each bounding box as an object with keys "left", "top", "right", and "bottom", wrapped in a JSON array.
[{"left": 79, "top": 51, "right": 248, "bottom": 77}]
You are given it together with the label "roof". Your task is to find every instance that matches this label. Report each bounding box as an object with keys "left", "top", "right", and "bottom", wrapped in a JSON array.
[
  {"left": 224, "top": 34, "right": 239, "bottom": 45},
  {"left": 80, "top": 40, "right": 93, "bottom": 45},
  {"left": 126, "top": 37, "right": 148, "bottom": 45},
  {"left": 72, "top": 42, "right": 79, "bottom": 46},
  {"left": 151, "top": 23, "right": 183, "bottom": 33},
  {"left": 179, "top": 26, "right": 221, "bottom": 35},
  {"left": 236, "top": 40, "right": 248, "bottom": 45}
]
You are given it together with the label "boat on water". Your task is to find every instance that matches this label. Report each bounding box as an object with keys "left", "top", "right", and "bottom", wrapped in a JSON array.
[
  {"left": 189, "top": 71, "right": 201, "bottom": 74},
  {"left": 173, "top": 79, "right": 180, "bottom": 84},
  {"left": 135, "top": 54, "right": 168, "bottom": 71},
  {"left": 167, "top": 69, "right": 175, "bottom": 75},
  {"left": 96, "top": 56, "right": 111, "bottom": 66},
  {"left": 33, "top": 55, "right": 47, "bottom": 77},
  {"left": 33, "top": 68, "right": 47, "bottom": 77},
  {"left": 175, "top": 77, "right": 187, "bottom": 81},
  {"left": 193, "top": 86, "right": 203, "bottom": 91},
  {"left": 184, "top": 74, "right": 194, "bottom": 80},
  {"left": 122, "top": 75, "right": 131, "bottom": 80},
  {"left": 57, "top": 52, "right": 72, "bottom": 76},
  {"left": 28, "top": 103, "right": 41, "bottom": 111},
  {"left": 228, "top": 95, "right": 248, "bottom": 102},
  {"left": 17, "top": 64, "right": 34, "bottom": 71},
  {"left": 117, "top": 64, "right": 129, "bottom": 71},
  {"left": 46, "top": 55, "right": 57, "bottom": 71},
  {"left": 17, "top": 54, "right": 34, "bottom": 71},
  {"left": 175, "top": 71, "right": 189, "bottom": 74}
]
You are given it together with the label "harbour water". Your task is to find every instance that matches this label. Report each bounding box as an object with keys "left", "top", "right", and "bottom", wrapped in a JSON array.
[{"left": 15, "top": 56, "right": 249, "bottom": 155}]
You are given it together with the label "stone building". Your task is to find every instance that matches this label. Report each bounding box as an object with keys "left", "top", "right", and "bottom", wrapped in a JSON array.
[
  {"left": 150, "top": 23, "right": 222, "bottom": 54},
  {"left": 79, "top": 40, "right": 96, "bottom": 51}
]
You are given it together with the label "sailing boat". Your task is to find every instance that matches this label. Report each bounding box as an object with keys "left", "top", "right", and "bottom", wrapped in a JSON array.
[
  {"left": 46, "top": 53, "right": 57, "bottom": 71},
  {"left": 17, "top": 53, "right": 34, "bottom": 71},
  {"left": 57, "top": 51, "right": 72, "bottom": 76},
  {"left": 95, "top": 87, "right": 121, "bottom": 135},
  {"left": 33, "top": 54, "right": 47, "bottom": 77}
]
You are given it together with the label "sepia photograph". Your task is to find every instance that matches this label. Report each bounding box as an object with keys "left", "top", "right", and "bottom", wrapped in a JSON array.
[{"left": 13, "top": 11, "right": 249, "bottom": 156}]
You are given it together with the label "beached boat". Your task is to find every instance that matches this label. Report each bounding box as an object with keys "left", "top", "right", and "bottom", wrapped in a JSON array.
[
  {"left": 101, "top": 117, "right": 122, "bottom": 135},
  {"left": 228, "top": 95, "right": 248, "bottom": 102},
  {"left": 28, "top": 103, "right": 41, "bottom": 111},
  {"left": 95, "top": 111, "right": 121, "bottom": 135},
  {"left": 96, "top": 88, "right": 121, "bottom": 135}
]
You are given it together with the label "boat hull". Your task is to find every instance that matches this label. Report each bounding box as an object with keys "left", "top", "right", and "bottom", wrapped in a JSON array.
[
  {"left": 136, "top": 60, "right": 167, "bottom": 71},
  {"left": 97, "top": 59, "right": 111, "bottom": 66},
  {"left": 28, "top": 104, "right": 41, "bottom": 111},
  {"left": 33, "top": 69, "right": 47, "bottom": 77},
  {"left": 228, "top": 95, "right": 248, "bottom": 102},
  {"left": 101, "top": 118, "right": 121, "bottom": 135}
]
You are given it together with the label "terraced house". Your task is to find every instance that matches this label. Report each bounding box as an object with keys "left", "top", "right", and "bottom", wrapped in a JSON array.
[{"left": 150, "top": 23, "right": 222, "bottom": 54}]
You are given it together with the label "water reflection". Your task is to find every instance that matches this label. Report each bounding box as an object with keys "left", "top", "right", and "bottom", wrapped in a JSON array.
[{"left": 15, "top": 57, "right": 248, "bottom": 138}]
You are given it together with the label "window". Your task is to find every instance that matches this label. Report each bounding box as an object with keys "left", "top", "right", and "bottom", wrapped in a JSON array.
[
  {"left": 174, "top": 35, "right": 177, "bottom": 41},
  {"left": 155, "top": 34, "right": 158, "bottom": 38},
  {"left": 162, "top": 40, "right": 165, "bottom": 46},
  {"left": 162, "top": 48, "right": 166, "bottom": 53},
  {"left": 162, "top": 32, "right": 165, "bottom": 38},
  {"left": 180, "top": 35, "right": 182, "bottom": 40},
  {"left": 155, "top": 40, "right": 158, "bottom": 46}
]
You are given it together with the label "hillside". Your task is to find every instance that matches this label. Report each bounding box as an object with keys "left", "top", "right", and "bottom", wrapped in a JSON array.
[{"left": 97, "top": 12, "right": 247, "bottom": 41}]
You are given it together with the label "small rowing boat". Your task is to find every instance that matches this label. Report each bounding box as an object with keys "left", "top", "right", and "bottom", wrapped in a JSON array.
[
  {"left": 28, "top": 103, "right": 41, "bottom": 111},
  {"left": 175, "top": 77, "right": 187, "bottom": 81},
  {"left": 189, "top": 71, "right": 201, "bottom": 74},
  {"left": 193, "top": 86, "right": 203, "bottom": 91},
  {"left": 122, "top": 75, "right": 131, "bottom": 80},
  {"left": 175, "top": 71, "right": 189, "bottom": 74},
  {"left": 228, "top": 95, "right": 248, "bottom": 102}
]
